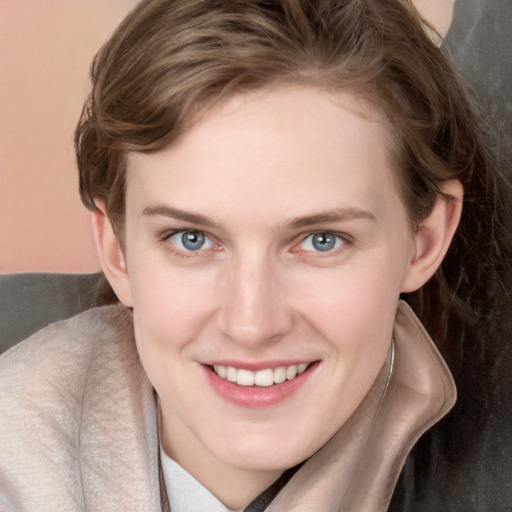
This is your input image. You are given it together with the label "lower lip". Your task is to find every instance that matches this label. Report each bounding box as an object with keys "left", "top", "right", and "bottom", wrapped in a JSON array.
[{"left": 202, "top": 362, "right": 318, "bottom": 408}]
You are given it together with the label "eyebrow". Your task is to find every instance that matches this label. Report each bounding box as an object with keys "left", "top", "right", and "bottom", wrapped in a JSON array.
[
  {"left": 288, "top": 208, "right": 377, "bottom": 228},
  {"left": 143, "top": 204, "right": 376, "bottom": 229},
  {"left": 142, "top": 205, "right": 218, "bottom": 228}
]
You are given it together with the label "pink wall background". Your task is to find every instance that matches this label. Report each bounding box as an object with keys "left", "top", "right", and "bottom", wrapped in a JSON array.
[{"left": 0, "top": 1, "right": 136, "bottom": 273}]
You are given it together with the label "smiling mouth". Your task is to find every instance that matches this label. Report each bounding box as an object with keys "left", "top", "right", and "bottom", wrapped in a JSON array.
[{"left": 211, "top": 363, "right": 311, "bottom": 387}]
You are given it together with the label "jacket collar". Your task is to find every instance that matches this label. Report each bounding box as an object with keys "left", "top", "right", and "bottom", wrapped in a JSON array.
[{"left": 264, "top": 300, "right": 456, "bottom": 512}]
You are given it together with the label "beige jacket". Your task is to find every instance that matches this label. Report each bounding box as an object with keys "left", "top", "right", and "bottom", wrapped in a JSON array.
[{"left": 0, "top": 302, "right": 455, "bottom": 511}]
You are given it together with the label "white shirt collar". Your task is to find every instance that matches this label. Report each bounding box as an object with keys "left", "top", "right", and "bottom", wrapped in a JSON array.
[{"left": 160, "top": 445, "right": 242, "bottom": 512}]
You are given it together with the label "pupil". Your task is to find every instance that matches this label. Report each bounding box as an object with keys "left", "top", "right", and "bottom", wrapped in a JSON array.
[
  {"left": 312, "top": 233, "right": 336, "bottom": 251},
  {"left": 182, "top": 231, "right": 205, "bottom": 251}
]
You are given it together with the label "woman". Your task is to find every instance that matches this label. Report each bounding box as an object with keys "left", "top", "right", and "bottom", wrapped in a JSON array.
[{"left": 1, "top": 0, "right": 510, "bottom": 510}]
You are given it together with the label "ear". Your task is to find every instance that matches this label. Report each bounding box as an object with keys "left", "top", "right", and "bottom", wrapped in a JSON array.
[
  {"left": 401, "top": 180, "right": 463, "bottom": 292},
  {"left": 91, "top": 202, "right": 133, "bottom": 307}
]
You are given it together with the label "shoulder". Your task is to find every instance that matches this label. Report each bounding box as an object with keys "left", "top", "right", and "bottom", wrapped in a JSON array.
[
  {"left": 0, "top": 305, "right": 156, "bottom": 510},
  {"left": 0, "top": 304, "right": 141, "bottom": 430},
  {"left": 0, "top": 304, "right": 135, "bottom": 393}
]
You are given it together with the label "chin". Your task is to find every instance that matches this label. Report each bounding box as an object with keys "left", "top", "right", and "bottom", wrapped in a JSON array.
[{"left": 211, "top": 427, "right": 318, "bottom": 473}]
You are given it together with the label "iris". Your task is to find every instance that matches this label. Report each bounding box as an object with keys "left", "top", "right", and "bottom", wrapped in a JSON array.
[
  {"left": 311, "top": 233, "right": 338, "bottom": 252},
  {"left": 181, "top": 231, "right": 206, "bottom": 251}
]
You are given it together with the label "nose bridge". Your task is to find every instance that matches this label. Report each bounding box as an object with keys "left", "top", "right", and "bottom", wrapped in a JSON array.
[{"left": 219, "top": 250, "right": 292, "bottom": 347}]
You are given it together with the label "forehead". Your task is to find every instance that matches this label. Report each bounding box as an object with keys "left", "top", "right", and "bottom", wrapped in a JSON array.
[{"left": 125, "top": 86, "right": 403, "bottom": 226}]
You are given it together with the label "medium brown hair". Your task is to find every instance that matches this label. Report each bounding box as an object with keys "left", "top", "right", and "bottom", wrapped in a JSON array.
[
  {"left": 76, "top": 0, "right": 510, "bottom": 364},
  {"left": 76, "top": 0, "right": 465, "bottom": 228}
]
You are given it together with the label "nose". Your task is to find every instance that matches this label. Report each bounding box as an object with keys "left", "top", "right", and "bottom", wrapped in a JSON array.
[{"left": 217, "top": 255, "right": 294, "bottom": 349}]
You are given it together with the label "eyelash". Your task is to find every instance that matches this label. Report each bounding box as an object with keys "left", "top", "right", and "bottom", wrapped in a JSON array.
[{"left": 160, "top": 229, "right": 351, "bottom": 259}]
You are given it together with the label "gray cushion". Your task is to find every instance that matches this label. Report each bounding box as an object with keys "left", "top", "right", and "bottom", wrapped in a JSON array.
[{"left": 0, "top": 272, "right": 116, "bottom": 354}]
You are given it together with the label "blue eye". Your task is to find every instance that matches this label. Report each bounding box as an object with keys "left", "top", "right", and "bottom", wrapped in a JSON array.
[
  {"left": 300, "top": 232, "right": 344, "bottom": 252},
  {"left": 168, "top": 230, "right": 214, "bottom": 252}
]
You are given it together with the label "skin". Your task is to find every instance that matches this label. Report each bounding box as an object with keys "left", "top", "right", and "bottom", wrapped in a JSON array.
[
  {"left": 412, "top": 0, "right": 455, "bottom": 43},
  {"left": 94, "top": 86, "right": 462, "bottom": 509}
]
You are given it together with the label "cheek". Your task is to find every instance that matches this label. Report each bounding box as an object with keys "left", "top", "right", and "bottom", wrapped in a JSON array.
[
  {"left": 295, "top": 254, "right": 404, "bottom": 333},
  {"left": 127, "top": 264, "right": 217, "bottom": 386},
  {"left": 131, "top": 261, "right": 216, "bottom": 332},
  {"left": 293, "top": 256, "right": 403, "bottom": 389}
]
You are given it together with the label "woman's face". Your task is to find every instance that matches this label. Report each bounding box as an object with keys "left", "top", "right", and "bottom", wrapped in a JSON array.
[{"left": 118, "top": 87, "right": 419, "bottom": 491}]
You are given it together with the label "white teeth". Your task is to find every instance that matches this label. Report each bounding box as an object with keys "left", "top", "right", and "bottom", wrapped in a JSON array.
[
  {"left": 212, "top": 363, "right": 311, "bottom": 386},
  {"left": 254, "top": 369, "right": 274, "bottom": 387},
  {"left": 298, "top": 363, "right": 308, "bottom": 374},
  {"left": 286, "top": 365, "right": 298, "bottom": 380},
  {"left": 213, "top": 365, "right": 226, "bottom": 378},
  {"left": 273, "top": 366, "right": 287, "bottom": 384},
  {"left": 226, "top": 366, "right": 237, "bottom": 383},
  {"left": 236, "top": 369, "right": 255, "bottom": 386}
]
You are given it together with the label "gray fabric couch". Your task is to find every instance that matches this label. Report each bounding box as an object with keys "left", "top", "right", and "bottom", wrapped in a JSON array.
[{"left": 0, "top": 272, "right": 116, "bottom": 354}]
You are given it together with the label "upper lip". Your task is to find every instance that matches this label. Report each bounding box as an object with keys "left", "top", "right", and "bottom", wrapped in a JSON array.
[{"left": 202, "top": 360, "right": 317, "bottom": 371}]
